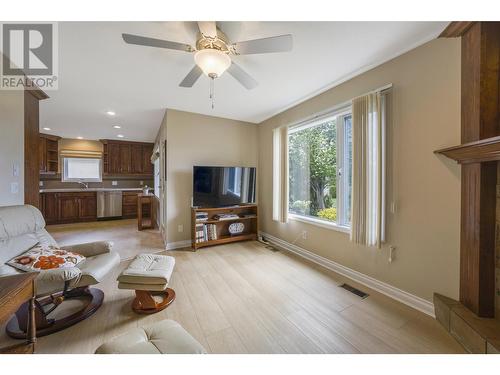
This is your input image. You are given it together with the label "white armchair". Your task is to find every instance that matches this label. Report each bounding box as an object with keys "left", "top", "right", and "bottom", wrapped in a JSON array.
[{"left": 0, "top": 205, "right": 120, "bottom": 338}]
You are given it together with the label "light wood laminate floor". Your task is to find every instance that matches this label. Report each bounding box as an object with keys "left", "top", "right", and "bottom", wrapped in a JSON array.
[
  {"left": 0, "top": 220, "right": 464, "bottom": 354},
  {"left": 47, "top": 219, "right": 165, "bottom": 260}
]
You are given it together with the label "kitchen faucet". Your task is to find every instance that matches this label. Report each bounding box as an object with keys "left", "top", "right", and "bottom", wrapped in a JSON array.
[{"left": 77, "top": 180, "right": 89, "bottom": 189}]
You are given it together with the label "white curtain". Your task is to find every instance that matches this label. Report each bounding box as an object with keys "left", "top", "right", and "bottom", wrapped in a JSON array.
[
  {"left": 351, "top": 92, "right": 386, "bottom": 247},
  {"left": 272, "top": 126, "right": 289, "bottom": 223}
]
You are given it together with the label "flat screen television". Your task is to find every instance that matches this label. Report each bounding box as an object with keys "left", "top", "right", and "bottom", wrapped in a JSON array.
[{"left": 193, "top": 166, "right": 256, "bottom": 208}]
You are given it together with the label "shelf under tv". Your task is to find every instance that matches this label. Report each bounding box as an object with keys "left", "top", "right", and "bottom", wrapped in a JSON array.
[{"left": 191, "top": 204, "right": 258, "bottom": 250}]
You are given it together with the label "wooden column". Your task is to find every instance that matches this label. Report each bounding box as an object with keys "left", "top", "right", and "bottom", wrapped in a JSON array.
[
  {"left": 24, "top": 87, "right": 48, "bottom": 209},
  {"left": 440, "top": 22, "right": 500, "bottom": 317}
]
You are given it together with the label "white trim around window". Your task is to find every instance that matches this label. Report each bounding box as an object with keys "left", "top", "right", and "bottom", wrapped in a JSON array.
[
  {"left": 62, "top": 157, "right": 102, "bottom": 183},
  {"left": 289, "top": 213, "right": 350, "bottom": 234},
  {"left": 288, "top": 105, "right": 352, "bottom": 230}
]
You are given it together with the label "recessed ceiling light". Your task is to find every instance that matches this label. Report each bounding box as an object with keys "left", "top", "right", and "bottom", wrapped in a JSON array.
[
  {"left": 117, "top": 134, "right": 124, "bottom": 138},
  {"left": 77, "top": 136, "right": 83, "bottom": 140},
  {"left": 106, "top": 111, "right": 116, "bottom": 116},
  {"left": 113, "top": 125, "right": 121, "bottom": 129},
  {"left": 43, "top": 127, "right": 51, "bottom": 131}
]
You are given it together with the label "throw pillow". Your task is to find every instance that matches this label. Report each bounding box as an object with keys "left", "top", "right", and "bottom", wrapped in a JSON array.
[{"left": 7, "top": 245, "right": 85, "bottom": 272}]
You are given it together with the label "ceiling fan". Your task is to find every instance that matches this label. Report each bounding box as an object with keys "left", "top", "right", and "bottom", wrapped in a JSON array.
[{"left": 122, "top": 22, "right": 293, "bottom": 106}]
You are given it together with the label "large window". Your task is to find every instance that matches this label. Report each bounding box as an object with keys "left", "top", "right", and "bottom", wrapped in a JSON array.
[
  {"left": 288, "top": 109, "right": 352, "bottom": 229},
  {"left": 62, "top": 157, "right": 102, "bottom": 182}
]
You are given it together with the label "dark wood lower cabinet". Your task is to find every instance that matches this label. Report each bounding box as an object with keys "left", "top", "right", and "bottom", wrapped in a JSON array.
[
  {"left": 40, "top": 191, "right": 150, "bottom": 225},
  {"left": 78, "top": 193, "right": 98, "bottom": 221},
  {"left": 58, "top": 195, "right": 80, "bottom": 223},
  {"left": 40, "top": 193, "right": 58, "bottom": 225},
  {"left": 41, "top": 192, "right": 97, "bottom": 224},
  {"left": 122, "top": 191, "right": 150, "bottom": 219}
]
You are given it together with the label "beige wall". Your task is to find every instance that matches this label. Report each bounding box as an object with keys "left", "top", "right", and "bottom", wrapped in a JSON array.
[
  {"left": 0, "top": 90, "right": 24, "bottom": 207},
  {"left": 157, "top": 111, "right": 168, "bottom": 244},
  {"left": 258, "top": 38, "right": 462, "bottom": 302},
  {"left": 163, "top": 109, "right": 258, "bottom": 244}
]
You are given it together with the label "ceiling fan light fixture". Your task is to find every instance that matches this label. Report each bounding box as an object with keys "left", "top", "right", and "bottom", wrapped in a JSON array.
[{"left": 194, "top": 49, "right": 231, "bottom": 78}]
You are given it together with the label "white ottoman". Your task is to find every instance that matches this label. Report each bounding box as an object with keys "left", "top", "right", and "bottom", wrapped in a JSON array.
[
  {"left": 118, "top": 253, "right": 176, "bottom": 314},
  {"left": 95, "top": 319, "right": 206, "bottom": 354}
]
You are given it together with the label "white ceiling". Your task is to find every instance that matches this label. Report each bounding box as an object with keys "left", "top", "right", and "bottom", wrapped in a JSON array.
[{"left": 40, "top": 21, "right": 448, "bottom": 142}]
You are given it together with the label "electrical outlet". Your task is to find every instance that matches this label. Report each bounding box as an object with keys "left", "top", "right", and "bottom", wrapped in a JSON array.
[
  {"left": 302, "top": 230, "right": 307, "bottom": 240},
  {"left": 111, "top": 181, "right": 118, "bottom": 186},
  {"left": 178, "top": 224, "right": 184, "bottom": 233},
  {"left": 10, "top": 182, "right": 19, "bottom": 194},
  {"left": 140, "top": 180, "right": 144, "bottom": 186}
]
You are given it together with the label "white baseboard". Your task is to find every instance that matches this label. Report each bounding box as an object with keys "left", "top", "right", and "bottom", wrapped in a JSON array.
[
  {"left": 259, "top": 231, "right": 435, "bottom": 317},
  {"left": 166, "top": 239, "right": 192, "bottom": 250}
]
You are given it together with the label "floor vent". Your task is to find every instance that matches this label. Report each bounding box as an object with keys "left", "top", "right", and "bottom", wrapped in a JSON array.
[
  {"left": 259, "top": 238, "right": 279, "bottom": 252},
  {"left": 265, "top": 245, "right": 279, "bottom": 252},
  {"left": 339, "top": 283, "right": 369, "bottom": 299}
]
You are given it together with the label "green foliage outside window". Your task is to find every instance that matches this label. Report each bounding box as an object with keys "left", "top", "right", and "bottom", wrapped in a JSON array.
[
  {"left": 317, "top": 207, "right": 337, "bottom": 221},
  {"left": 289, "top": 120, "right": 337, "bottom": 218}
]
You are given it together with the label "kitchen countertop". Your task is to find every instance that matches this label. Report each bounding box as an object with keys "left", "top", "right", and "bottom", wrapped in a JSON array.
[{"left": 39, "top": 188, "right": 146, "bottom": 193}]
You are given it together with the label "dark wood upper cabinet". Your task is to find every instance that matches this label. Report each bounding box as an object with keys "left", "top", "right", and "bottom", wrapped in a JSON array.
[
  {"left": 39, "top": 133, "right": 60, "bottom": 174},
  {"left": 142, "top": 144, "right": 153, "bottom": 174},
  {"left": 101, "top": 139, "right": 154, "bottom": 177},
  {"left": 119, "top": 144, "right": 131, "bottom": 174},
  {"left": 108, "top": 142, "right": 121, "bottom": 174},
  {"left": 131, "top": 144, "right": 143, "bottom": 174}
]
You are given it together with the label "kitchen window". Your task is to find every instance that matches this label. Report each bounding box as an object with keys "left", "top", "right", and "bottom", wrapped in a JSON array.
[
  {"left": 288, "top": 109, "right": 352, "bottom": 230},
  {"left": 62, "top": 157, "right": 102, "bottom": 182}
]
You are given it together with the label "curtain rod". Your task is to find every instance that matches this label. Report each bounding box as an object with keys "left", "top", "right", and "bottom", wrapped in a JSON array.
[
  {"left": 286, "top": 83, "right": 393, "bottom": 130},
  {"left": 352, "top": 83, "right": 393, "bottom": 101}
]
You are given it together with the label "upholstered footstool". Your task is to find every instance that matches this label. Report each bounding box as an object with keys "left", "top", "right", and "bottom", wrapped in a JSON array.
[
  {"left": 118, "top": 253, "right": 176, "bottom": 314},
  {"left": 95, "top": 319, "right": 206, "bottom": 354}
]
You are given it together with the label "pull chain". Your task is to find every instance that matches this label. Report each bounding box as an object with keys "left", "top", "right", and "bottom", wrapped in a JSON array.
[{"left": 209, "top": 76, "right": 215, "bottom": 109}]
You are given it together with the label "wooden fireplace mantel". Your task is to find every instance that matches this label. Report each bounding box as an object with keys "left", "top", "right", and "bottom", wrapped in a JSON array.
[
  {"left": 436, "top": 21, "right": 500, "bottom": 318},
  {"left": 435, "top": 135, "right": 500, "bottom": 164}
]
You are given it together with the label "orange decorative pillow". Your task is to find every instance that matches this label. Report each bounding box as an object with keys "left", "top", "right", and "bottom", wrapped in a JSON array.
[{"left": 7, "top": 245, "right": 85, "bottom": 272}]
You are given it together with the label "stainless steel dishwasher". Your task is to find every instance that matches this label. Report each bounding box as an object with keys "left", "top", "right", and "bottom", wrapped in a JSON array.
[{"left": 97, "top": 190, "right": 123, "bottom": 218}]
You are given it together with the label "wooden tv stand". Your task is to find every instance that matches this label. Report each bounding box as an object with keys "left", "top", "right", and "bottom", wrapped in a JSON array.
[{"left": 191, "top": 205, "right": 258, "bottom": 250}]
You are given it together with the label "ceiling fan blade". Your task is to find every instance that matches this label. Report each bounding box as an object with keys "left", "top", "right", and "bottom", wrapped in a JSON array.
[
  {"left": 122, "top": 33, "right": 193, "bottom": 52},
  {"left": 197, "top": 21, "right": 217, "bottom": 38},
  {"left": 179, "top": 65, "right": 203, "bottom": 87},
  {"left": 227, "top": 62, "right": 258, "bottom": 90},
  {"left": 232, "top": 34, "right": 293, "bottom": 55}
]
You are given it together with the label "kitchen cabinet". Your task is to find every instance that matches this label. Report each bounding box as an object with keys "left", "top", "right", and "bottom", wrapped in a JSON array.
[
  {"left": 78, "top": 193, "right": 98, "bottom": 221},
  {"left": 119, "top": 144, "right": 131, "bottom": 174},
  {"left": 107, "top": 142, "right": 121, "bottom": 174},
  {"left": 39, "top": 133, "right": 60, "bottom": 174},
  {"left": 131, "top": 144, "right": 143, "bottom": 174},
  {"left": 101, "top": 140, "right": 154, "bottom": 176},
  {"left": 142, "top": 144, "right": 153, "bottom": 174},
  {"left": 58, "top": 194, "right": 80, "bottom": 222},
  {"left": 40, "top": 192, "right": 58, "bottom": 225},
  {"left": 122, "top": 191, "right": 150, "bottom": 219},
  {"left": 40, "top": 192, "right": 97, "bottom": 224}
]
